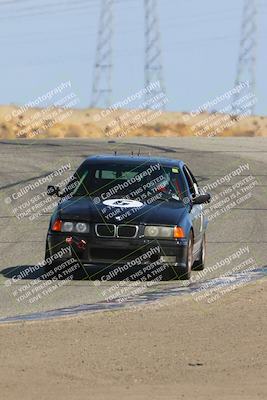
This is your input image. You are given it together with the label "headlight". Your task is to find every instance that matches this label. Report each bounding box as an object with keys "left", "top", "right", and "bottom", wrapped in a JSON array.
[
  {"left": 75, "top": 222, "right": 88, "bottom": 233},
  {"left": 144, "top": 226, "right": 161, "bottom": 237},
  {"left": 62, "top": 221, "right": 74, "bottom": 232},
  {"left": 144, "top": 225, "right": 173, "bottom": 238},
  {"left": 144, "top": 225, "right": 185, "bottom": 239},
  {"left": 61, "top": 221, "right": 89, "bottom": 233}
]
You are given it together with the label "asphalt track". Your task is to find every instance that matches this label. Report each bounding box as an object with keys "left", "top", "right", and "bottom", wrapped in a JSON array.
[{"left": 0, "top": 137, "right": 266, "bottom": 322}]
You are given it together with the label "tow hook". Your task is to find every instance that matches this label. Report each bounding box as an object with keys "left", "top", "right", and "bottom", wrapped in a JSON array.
[{"left": 65, "top": 236, "right": 87, "bottom": 250}]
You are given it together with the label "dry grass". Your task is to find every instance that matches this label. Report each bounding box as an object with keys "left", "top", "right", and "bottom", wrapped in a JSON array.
[{"left": 0, "top": 105, "right": 266, "bottom": 139}]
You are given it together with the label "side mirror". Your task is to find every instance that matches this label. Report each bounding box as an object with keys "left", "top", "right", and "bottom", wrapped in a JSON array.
[
  {"left": 47, "top": 185, "right": 61, "bottom": 197},
  {"left": 192, "top": 193, "right": 211, "bottom": 205}
]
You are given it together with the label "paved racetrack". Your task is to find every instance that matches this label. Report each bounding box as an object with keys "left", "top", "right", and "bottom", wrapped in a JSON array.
[{"left": 0, "top": 137, "right": 266, "bottom": 320}]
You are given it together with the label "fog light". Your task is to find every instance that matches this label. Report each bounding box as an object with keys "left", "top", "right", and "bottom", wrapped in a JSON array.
[{"left": 160, "top": 256, "right": 176, "bottom": 264}]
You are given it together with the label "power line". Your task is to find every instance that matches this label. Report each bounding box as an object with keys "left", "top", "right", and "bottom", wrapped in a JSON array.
[
  {"left": 0, "top": 0, "right": 134, "bottom": 19},
  {"left": 0, "top": 0, "right": 97, "bottom": 9},
  {"left": 0, "top": 2, "right": 100, "bottom": 19}
]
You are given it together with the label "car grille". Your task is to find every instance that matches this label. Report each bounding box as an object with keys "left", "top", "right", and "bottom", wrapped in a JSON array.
[
  {"left": 95, "top": 224, "right": 138, "bottom": 238},
  {"left": 117, "top": 225, "right": 138, "bottom": 238},
  {"left": 95, "top": 224, "right": 115, "bottom": 237}
]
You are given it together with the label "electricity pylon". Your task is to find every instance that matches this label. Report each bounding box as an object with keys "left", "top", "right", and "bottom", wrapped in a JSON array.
[
  {"left": 144, "top": 0, "right": 166, "bottom": 108},
  {"left": 233, "top": 0, "right": 258, "bottom": 115},
  {"left": 91, "top": 0, "right": 113, "bottom": 108}
]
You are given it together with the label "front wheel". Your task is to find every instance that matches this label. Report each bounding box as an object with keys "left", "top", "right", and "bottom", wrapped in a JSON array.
[
  {"left": 193, "top": 234, "right": 206, "bottom": 271},
  {"left": 176, "top": 231, "right": 193, "bottom": 280}
]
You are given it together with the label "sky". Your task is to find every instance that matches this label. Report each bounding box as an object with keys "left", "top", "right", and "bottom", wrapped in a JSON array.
[{"left": 0, "top": 0, "right": 266, "bottom": 115}]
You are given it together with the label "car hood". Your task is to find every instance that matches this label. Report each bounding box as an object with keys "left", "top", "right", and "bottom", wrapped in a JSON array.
[{"left": 57, "top": 196, "right": 187, "bottom": 225}]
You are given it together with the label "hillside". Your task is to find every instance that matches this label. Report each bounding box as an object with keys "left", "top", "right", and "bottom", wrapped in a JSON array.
[{"left": 0, "top": 105, "right": 266, "bottom": 139}]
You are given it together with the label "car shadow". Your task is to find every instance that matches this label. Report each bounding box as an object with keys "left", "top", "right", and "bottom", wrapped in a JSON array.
[
  {"left": 1, "top": 265, "right": 43, "bottom": 280},
  {"left": 1, "top": 263, "right": 175, "bottom": 282}
]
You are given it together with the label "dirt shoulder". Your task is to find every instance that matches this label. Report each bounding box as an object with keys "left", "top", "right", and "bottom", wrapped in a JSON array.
[{"left": 0, "top": 278, "right": 266, "bottom": 400}]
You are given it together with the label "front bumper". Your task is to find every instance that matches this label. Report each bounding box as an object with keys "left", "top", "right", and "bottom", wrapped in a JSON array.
[{"left": 47, "top": 231, "right": 188, "bottom": 269}]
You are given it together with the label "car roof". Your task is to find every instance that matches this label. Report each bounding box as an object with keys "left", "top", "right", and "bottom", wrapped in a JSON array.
[{"left": 84, "top": 154, "right": 185, "bottom": 168}]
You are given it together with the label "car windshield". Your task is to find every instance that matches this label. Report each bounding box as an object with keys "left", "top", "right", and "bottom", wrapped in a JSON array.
[{"left": 63, "top": 162, "right": 187, "bottom": 204}]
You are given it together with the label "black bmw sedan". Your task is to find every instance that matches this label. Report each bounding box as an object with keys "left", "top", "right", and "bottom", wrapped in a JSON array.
[{"left": 45, "top": 155, "right": 210, "bottom": 280}]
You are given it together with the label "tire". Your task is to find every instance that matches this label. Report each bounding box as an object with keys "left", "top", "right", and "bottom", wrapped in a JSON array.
[
  {"left": 177, "top": 231, "right": 193, "bottom": 280},
  {"left": 193, "top": 234, "right": 206, "bottom": 271},
  {"left": 44, "top": 241, "right": 51, "bottom": 274},
  {"left": 44, "top": 240, "right": 49, "bottom": 260}
]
